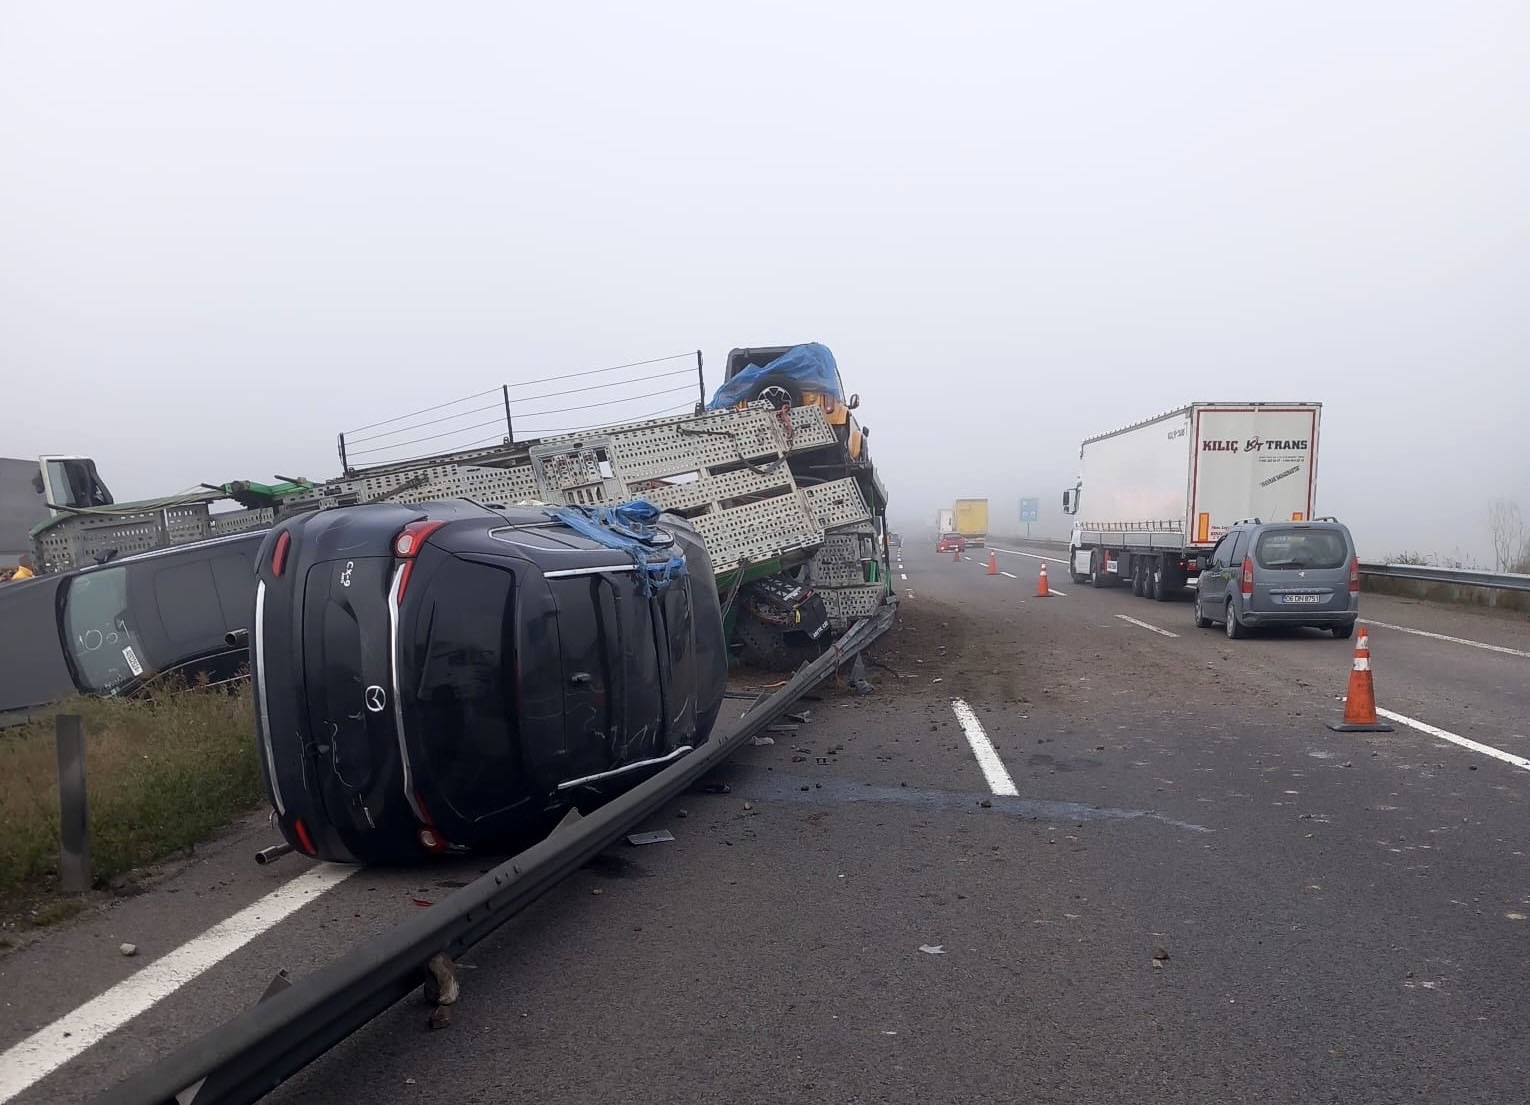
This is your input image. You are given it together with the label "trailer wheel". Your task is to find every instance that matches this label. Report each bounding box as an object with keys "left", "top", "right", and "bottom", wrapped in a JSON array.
[
  {"left": 1131, "top": 558, "right": 1148, "bottom": 597},
  {"left": 1151, "top": 556, "right": 1184, "bottom": 602}
]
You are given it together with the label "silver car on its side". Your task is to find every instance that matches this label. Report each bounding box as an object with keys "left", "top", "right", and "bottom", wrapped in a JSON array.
[{"left": 1193, "top": 519, "right": 1360, "bottom": 640}]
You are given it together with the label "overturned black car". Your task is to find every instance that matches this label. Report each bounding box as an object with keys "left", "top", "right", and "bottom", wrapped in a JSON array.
[{"left": 253, "top": 499, "right": 728, "bottom": 864}]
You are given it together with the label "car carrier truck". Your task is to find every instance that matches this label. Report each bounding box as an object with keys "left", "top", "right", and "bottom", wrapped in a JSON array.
[{"left": 1061, "top": 402, "right": 1322, "bottom": 599}]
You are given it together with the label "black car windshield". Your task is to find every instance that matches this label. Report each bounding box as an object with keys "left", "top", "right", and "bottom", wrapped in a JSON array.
[
  {"left": 62, "top": 568, "right": 155, "bottom": 693},
  {"left": 1254, "top": 529, "right": 1348, "bottom": 570}
]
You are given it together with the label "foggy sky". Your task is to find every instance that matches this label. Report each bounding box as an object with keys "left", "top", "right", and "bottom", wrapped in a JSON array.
[{"left": 3, "top": 2, "right": 1527, "bottom": 564}]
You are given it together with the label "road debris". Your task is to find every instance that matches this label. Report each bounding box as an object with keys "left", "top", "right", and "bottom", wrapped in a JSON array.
[
  {"left": 1151, "top": 946, "right": 1171, "bottom": 969},
  {"left": 918, "top": 944, "right": 946, "bottom": 955},
  {"left": 119, "top": 943, "right": 138, "bottom": 957},
  {"left": 751, "top": 735, "right": 777, "bottom": 745},
  {"left": 626, "top": 830, "right": 675, "bottom": 846}
]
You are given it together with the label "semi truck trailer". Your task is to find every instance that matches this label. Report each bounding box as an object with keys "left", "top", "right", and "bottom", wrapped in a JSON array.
[{"left": 1061, "top": 403, "right": 1322, "bottom": 599}]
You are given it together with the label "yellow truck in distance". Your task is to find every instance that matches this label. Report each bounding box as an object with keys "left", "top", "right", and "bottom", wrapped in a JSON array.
[{"left": 953, "top": 498, "right": 988, "bottom": 547}]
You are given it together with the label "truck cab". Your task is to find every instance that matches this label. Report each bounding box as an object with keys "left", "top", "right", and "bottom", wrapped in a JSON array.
[{"left": 1, "top": 455, "right": 114, "bottom": 569}]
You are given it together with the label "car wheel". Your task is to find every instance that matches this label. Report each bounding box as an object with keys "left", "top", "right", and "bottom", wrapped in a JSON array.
[
  {"left": 1224, "top": 600, "right": 1247, "bottom": 639},
  {"left": 749, "top": 374, "right": 804, "bottom": 410},
  {"left": 1332, "top": 623, "right": 1354, "bottom": 640},
  {"left": 1194, "top": 598, "right": 1213, "bottom": 629}
]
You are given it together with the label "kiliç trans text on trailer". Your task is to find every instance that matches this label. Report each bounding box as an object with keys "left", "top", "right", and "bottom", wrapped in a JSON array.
[{"left": 1061, "top": 402, "right": 1322, "bottom": 599}]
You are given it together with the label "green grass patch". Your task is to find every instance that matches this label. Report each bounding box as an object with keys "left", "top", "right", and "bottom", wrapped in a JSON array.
[{"left": 0, "top": 683, "right": 261, "bottom": 911}]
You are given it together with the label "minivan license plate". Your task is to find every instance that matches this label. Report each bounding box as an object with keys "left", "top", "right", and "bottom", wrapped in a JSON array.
[{"left": 1284, "top": 595, "right": 1322, "bottom": 604}]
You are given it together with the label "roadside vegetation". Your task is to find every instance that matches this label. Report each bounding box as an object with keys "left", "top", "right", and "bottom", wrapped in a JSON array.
[{"left": 0, "top": 682, "right": 260, "bottom": 925}]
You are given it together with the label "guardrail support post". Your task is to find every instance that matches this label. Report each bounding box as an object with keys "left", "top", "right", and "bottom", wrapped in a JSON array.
[{"left": 56, "top": 714, "right": 91, "bottom": 894}]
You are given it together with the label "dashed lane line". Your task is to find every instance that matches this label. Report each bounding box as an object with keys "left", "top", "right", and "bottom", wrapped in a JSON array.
[
  {"left": 1114, "top": 614, "right": 1180, "bottom": 638},
  {"left": 951, "top": 698, "right": 1019, "bottom": 796}
]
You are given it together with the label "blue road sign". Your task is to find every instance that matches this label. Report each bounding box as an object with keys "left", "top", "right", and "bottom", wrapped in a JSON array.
[{"left": 1019, "top": 497, "right": 1039, "bottom": 523}]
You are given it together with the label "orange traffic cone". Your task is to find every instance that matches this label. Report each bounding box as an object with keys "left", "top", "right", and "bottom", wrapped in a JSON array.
[
  {"left": 1328, "top": 625, "right": 1394, "bottom": 732},
  {"left": 987, "top": 551, "right": 998, "bottom": 576},
  {"left": 1035, "top": 563, "right": 1051, "bottom": 598}
]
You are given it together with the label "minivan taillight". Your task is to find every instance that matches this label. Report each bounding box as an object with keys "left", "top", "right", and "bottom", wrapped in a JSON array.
[
  {"left": 1349, "top": 556, "right": 1360, "bottom": 593},
  {"left": 271, "top": 531, "right": 292, "bottom": 578},
  {"left": 1241, "top": 555, "right": 1254, "bottom": 595}
]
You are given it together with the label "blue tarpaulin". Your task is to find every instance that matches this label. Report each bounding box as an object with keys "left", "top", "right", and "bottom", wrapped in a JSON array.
[
  {"left": 548, "top": 500, "right": 688, "bottom": 595},
  {"left": 705, "top": 343, "right": 843, "bottom": 411}
]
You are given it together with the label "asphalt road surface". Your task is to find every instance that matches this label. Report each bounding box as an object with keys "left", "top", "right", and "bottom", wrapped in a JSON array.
[{"left": 5, "top": 539, "right": 1530, "bottom": 1104}]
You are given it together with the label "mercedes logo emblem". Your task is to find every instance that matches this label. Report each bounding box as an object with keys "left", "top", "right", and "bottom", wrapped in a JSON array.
[{"left": 364, "top": 685, "right": 387, "bottom": 713}]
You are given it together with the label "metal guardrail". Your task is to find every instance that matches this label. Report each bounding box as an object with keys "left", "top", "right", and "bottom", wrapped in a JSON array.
[
  {"left": 94, "top": 601, "right": 897, "bottom": 1105},
  {"left": 1358, "top": 562, "right": 1530, "bottom": 594},
  {"left": 991, "top": 544, "right": 1530, "bottom": 596}
]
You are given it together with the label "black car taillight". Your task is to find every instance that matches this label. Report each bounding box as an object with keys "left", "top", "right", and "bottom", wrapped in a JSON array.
[
  {"left": 393, "top": 520, "right": 446, "bottom": 602},
  {"left": 271, "top": 531, "right": 292, "bottom": 577}
]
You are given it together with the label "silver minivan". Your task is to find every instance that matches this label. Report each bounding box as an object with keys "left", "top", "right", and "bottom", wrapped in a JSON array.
[{"left": 1193, "top": 519, "right": 1359, "bottom": 639}]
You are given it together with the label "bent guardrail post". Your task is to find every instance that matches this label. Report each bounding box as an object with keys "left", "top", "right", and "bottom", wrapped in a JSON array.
[
  {"left": 94, "top": 602, "right": 895, "bottom": 1105},
  {"left": 56, "top": 714, "right": 91, "bottom": 894}
]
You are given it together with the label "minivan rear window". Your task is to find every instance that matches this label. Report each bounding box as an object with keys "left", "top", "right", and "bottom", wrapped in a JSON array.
[{"left": 1254, "top": 529, "right": 1347, "bottom": 570}]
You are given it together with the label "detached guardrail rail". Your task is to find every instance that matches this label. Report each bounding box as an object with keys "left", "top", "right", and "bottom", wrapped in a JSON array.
[{"left": 93, "top": 603, "right": 895, "bottom": 1105}]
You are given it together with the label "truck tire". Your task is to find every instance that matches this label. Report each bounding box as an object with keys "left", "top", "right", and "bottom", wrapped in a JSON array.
[
  {"left": 1224, "top": 599, "right": 1247, "bottom": 639},
  {"left": 1090, "top": 551, "right": 1112, "bottom": 588},
  {"left": 1131, "top": 558, "right": 1147, "bottom": 597}
]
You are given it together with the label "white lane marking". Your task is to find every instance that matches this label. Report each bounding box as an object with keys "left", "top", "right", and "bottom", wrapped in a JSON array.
[
  {"left": 991, "top": 546, "right": 1069, "bottom": 566},
  {"left": 1048, "top": 587, "right": 1068, "bottom": 597},
  {"left": 1375, "top": 708, "right": 1530, "bottom": 772},
  {"left": 0, "top": 864, "right": 358, "bottom": 1102},
  {"left": 900, "top": 572, "right": 908, "bottom": 580},
  {"left": 1365, "top": 619, "right": 1530, "bottom": 660},
  {"left": 951, "top": 698, "right": 1019, "bottom": 796},
  {"left": 1114, "top": 614, "right": 1180, "bottom": 638},
  {"left": 1000, "top": 571, "right": 1017, "bottom": 579}
]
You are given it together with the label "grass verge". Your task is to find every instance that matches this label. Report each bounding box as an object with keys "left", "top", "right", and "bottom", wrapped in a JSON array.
[{"left": 0, "top": 683, "right": 261, "bottom": 924}]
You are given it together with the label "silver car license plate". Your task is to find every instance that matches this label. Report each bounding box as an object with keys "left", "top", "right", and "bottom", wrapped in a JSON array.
[{"left": 1284, "top": 595, "right": 1322, "bottom": 604}]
